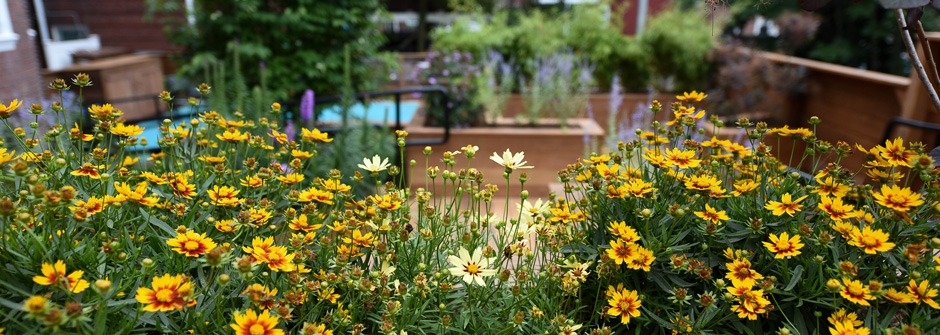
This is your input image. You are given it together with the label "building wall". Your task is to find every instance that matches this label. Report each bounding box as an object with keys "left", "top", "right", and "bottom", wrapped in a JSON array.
[
  {"left": 0, "top": 0, "right": 43, "bottom": 102},
  {"left": 43, "top": 0, "right": 180, "bottom": 52},
  {"left": 616, "top": 0, "right": 671, "bottom": 36}
]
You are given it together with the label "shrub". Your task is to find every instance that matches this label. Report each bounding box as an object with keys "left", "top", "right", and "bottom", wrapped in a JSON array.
[{"left": 640, "top": 9, "right": 716, "bottom": 92}]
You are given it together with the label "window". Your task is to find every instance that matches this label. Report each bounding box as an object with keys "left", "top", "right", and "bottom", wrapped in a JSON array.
[{"left": 0, "top": 0, "right": 18, "bottom": 52}]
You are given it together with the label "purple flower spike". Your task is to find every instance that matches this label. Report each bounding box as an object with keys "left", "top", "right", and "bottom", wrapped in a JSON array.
[
  {"left": 300, "top": 89, "right": 315, "bottom": 123},
  {"left": 285, "top": 119, "right": 296, "bottom": 143}
]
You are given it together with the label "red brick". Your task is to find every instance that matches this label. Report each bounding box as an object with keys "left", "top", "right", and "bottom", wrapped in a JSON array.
[{"left": 0, "top": 0, "right": 44, "bottom": 103}]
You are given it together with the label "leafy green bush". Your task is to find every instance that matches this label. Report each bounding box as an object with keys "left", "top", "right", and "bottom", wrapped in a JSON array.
[
  {"left": 640, "top": 8, "right": 716, "bottom": 91},
  {"left": 148, "top": 0, "right": 391, "bottom": 101}
]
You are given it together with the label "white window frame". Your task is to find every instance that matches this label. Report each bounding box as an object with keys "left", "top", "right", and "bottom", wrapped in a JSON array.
[{"left": 0, "top": 0, "right": 19, "bottom": 52}]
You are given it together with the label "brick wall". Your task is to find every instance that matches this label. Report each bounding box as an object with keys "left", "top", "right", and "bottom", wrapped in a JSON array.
[
  {"left": 43, "top": 0, "right": 181, "bottom": 52},
  {"left": 0, "top": 0, "right": 44, "bottom": 103}
]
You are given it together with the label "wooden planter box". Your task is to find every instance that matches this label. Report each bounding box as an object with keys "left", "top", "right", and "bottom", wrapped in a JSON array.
[{"left": 405, "top": 116, "right": 605, "bottom": 198}]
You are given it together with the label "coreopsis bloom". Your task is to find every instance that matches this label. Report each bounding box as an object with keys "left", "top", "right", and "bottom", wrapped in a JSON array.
[
  {"left": 815, "top": 175, "right": 851, "bottom": 198},
  {"left": 319, "top": 179, "right": 351, "bottom": 193},
  {"left": 110, "top": 123, "right": 144, "bottom": 137},
  {"left": 763, "top": 232, "right": 803, "bottom": 258},
  {"left": 0, "top": 99, "right": 23, "bottom": 119},
  {"left": 343, "top": 230, "right": 375, "bottom": 247},
  {"left": 447, "top": 246, "right": 497, "bottom": 286},
  {"left": 369, "top": 194, "right": 402, "bottom": 210},
  {"left": 684, "top": 174, "right": 722, "bottom": 192},
  {"left": 32, "top": 260, "right": 89, "bottom": 293},
  {"left": 301, "top": 128, "right": 333, "bottom": 143},
  {"left": 298, "top": 187, "right": 334, "bottom": 205},
  {"left": 358, "top": 155, "right": 390, "bottom": 173},
  {"left": 872, "top": 184, "right": 924, "bottom": 213},
  {"left": 230, "top": 309, "right": 284, "bottom": 335},
  {"left": 490, "top": 149, "right": 533, "bottom": 171},
  {"left": 818, "top": 196, "right": 860, "bottom": 221},
  {"left": 880, "top": 137, "right": 914, "bottom": 167},
  {"left": 884, "top": 288, "right": 914, "bottom": 303},
  {"left": 168, "top": 172, "right": 196, "bottom": 198},
  {"left": 617, "top": 178, "right": 657, "bottom": 198},
  {"left": 627, "top": 246, "right": 655, "bottom": 272},
  {"left": 276, "top": 173, "right": 304, "bottom": 185},
  {"left": 261, "top": 246, "right": 297, "bottom": 272},
  {"left": 606, "top": 286, "right": 642, "bottom": 324},
  {"left": 829, "top": 320, "right": 870, "bottom": 335},
  {"left": 664, "top": 148, "right": 701, "bottom": 169},
  {"left": 215, "top": 219, "right": 238, "bottom": 233},
  {"left": 135, "top": 274, "right": 195, "bottom": 312},
  {"left": 23, "top": 295, "right": 48, "bottom": 314},
  {"left": 732, "top": 179, "right": 759, "bottom": 196},
  {"left": 676, "top": 91, "right": 707, "bottom": 102},
  {"left": 608, "top": 221, "right": 640, "bottom": 243},
  {"left": 248, "top": 207, "right": 273, "bottom": 226},
  {"left": 731, "top": 289, "right": 771, "bottom": 320},
  {"left": 694, "top": 204, "right": 729, "bottom": 225},
  {"left": 244, "top": 236, "right": 275, "bottom": 261},
  {"left": 241, "top": 175, "right": 264, "bottom": 188},
  {"left": 840, "top": 278, "right": 873, "bottom": 306},
  {"left": 607, "top": 239, "right": 639, "bottom": 265},
  {"left": 268, "top": 129, "right": 288, "bottom": 144},
  {"left": 71, "top": 162, "right": 101, "bottom": 179},
  {"left": 764, "top": 193, "right": 807, "bottom": 216},
  {"left": 0, "top": 148, "right": 14, "bottom": 165},
  {"left": 88, "top": 103, "right": 122, "bottom": 121},
  {"left": 207, "top": 185, "right": 241, "bottom": 207},
  {"left": 291, "top": 150, "right": 314, "bottom": 160},
  {"left": 301, "top": 322, "right": 333, "bottom": 335},
  {"left": 828, "top": 309, "right": 863, "bottom": 328},
  {"left": 166, "top": 230, "right": 217, "bottom": 257},
  {"left": 725, "top": 258, "right": 763, "bottom": 287},
  {"left": 848, "top": 226, "right": 895, "bottom": 254},
  {"left": 289, "top": 214, "right": 322, "bottom": 232},
  {"left": 197, "top": 155, "right": 226, "bottom": 164},
  {"left": 217, "top": 128, "right": 249, "bottom": 142},
  {"left": 906, "top": 279, "right": 940, "bottom": 309},
  {"left": 70, "top": 196, "right": 106, "bottom": 216}
]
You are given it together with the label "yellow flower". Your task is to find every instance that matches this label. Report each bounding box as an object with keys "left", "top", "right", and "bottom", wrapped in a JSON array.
[
  {"left": 298, "top": 187, "right": 334, "bottom": 205},
  {"left": 230, "top": 309, "right": 284, "bottom": 335},
  {"left": 848, "top": 226, "right": 895, "bottom": 254},
  {"left": 880, "top": 137, "right": 913, "bottom": 167},
  {"left": 730, "top": 289, "right": 771, "bottom": 320},
  {"left": 319, "top": 179, "right": 351, "bottom": 192},
  {"left": 110, "top": 123, "right": 144, "bottom": 137},
  {"left": 216, "top": 128, "right": 249, "bottom": 142},
  {"left": 694, "top": 204, "right": 729, "bottom": 225},
  {"left": 0, "top": 148, "right": 14, "bottom": 165},
  {"left": 818, "top": 196, "right": 860, "bottom": 221},
  {"left": 839, "top": 278, "right": 873, "bottom": 306},
  {"left": 0, "top": 99, "right": 23, "bottom": 119},
  {"left": 32, "top": 260, "right": 89, "bottom": 293},
  {"left": 762, "top": 232, "right": 803, "bottom": 259},
  {"left": 663, "top": 148, "right": 701, "bottom": 169},
  {"left": 261, "top": 246, "right": 296, "bottom": 272},
  {"left": 369, "top": 194, "right": 402, "bottom": 210},
  {"left": 872, "top": 184, "right": 923, "bottom": 213},
  {"left": 197, "top": 155, "right": 226, "bottom": 164},
  {"left": 241, "top": 175, "right": 265, "bottom": 188},
  {"left": 627, "top": 246, "right": 655, "bottom": 272},
  {"left": 675, "top": 91, "right": 707, "bottom": 102},
  {"left": 215, "top": 219, "right": 238, "bottom": 233},
  {"left": 301, "top": 322, "right": 333, "bottom": 335},
  {"left": 268, "top": 129, "right": 288, "bottom": 144},
  {"left": 608, "top": 221, "right": 640, "bottom": 243},
  {"left": 684, "top": 174, "right": 722, "bottom": 192},
  {"left": 291, "top": 150, "right": 314, "bottom": 160},
  {"left": 88, "top": 103, "right": 122, "bottom": 121},
  {"left": 884, "top": 288, "right": 914, "bottom": 303},
  {"left": 815, "top": 175, "right": 851, "bottom": 198},
  {"left": 166, "top": 230, "right": 217, "bottom": 257},
  {"left": 135, "top": 274, "right": 196, "bottom": 312},
  {"left": 207, "top": 185, "right": 241, "bottom": 207},
  {"left": 23, "top": 295, "right": 48, "bottom": 314},
  {"left": 606, "top": 285, "right": 642, "bottom": 324},
  {"left": 70, "top": 196, "right": 107, "bottom": 215},
  {"left": 906, "top": 279, "right": 940, "bottom": 309},
  {"left": 71, "top": 162, "right": 101, "bottom": 179},
  {"left": 122, "top": 156, "right": 139, "bottom": 167},
  {"left": 301, "top": 128, "right": 333, "bottom": 143},
  {"left": 725, "top": 258, "right": 763, "bottom": 288},
  {"left": 248, "top": 207, "right": 273, "bottom": 226},
  {"left": 607, "top": 239, "right": 638, "bottom": 266},
  {"left": 446, "top": 246, "right": 498, "bottom": 286},
  {"left": 829, "top": 320, "right": 870, "bottom": 335},
  {"left": 276, "top": 173, "right": 305, "bottom": 185},
  {"left": 289, "top": 214, "right": 323, "bottom": 232},
  {"left": 168, "top": 172, "right": 196, "bottom": 198},
  {"left": 764, "top": 193, "right": 807, "bottom": 216},
  {"left": 828, "top": 308, "right": 863, "bottom": 328},
  {"left": 732, "top": 179, "right": 759, "bottom": 196},
  {"left": 343, "top": 229, "right": 375, "bottom": 247}
]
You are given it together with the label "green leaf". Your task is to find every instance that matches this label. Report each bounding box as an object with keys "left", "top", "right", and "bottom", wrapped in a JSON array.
[{"left": 784, "top": 265, "right": 804, "bottom": 291}]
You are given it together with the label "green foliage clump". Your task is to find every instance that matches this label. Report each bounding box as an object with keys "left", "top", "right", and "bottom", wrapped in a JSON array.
[
  {"left": 149, "top": 0, "right": 392, "bottom": 100},
  {"left": 640, "top": 9, "right": 716, "bottom": 92}
]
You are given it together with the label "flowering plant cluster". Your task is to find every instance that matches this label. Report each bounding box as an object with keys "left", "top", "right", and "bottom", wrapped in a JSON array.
[{"left": 1, "top": 76, "right": 940, "bottom": 335}]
